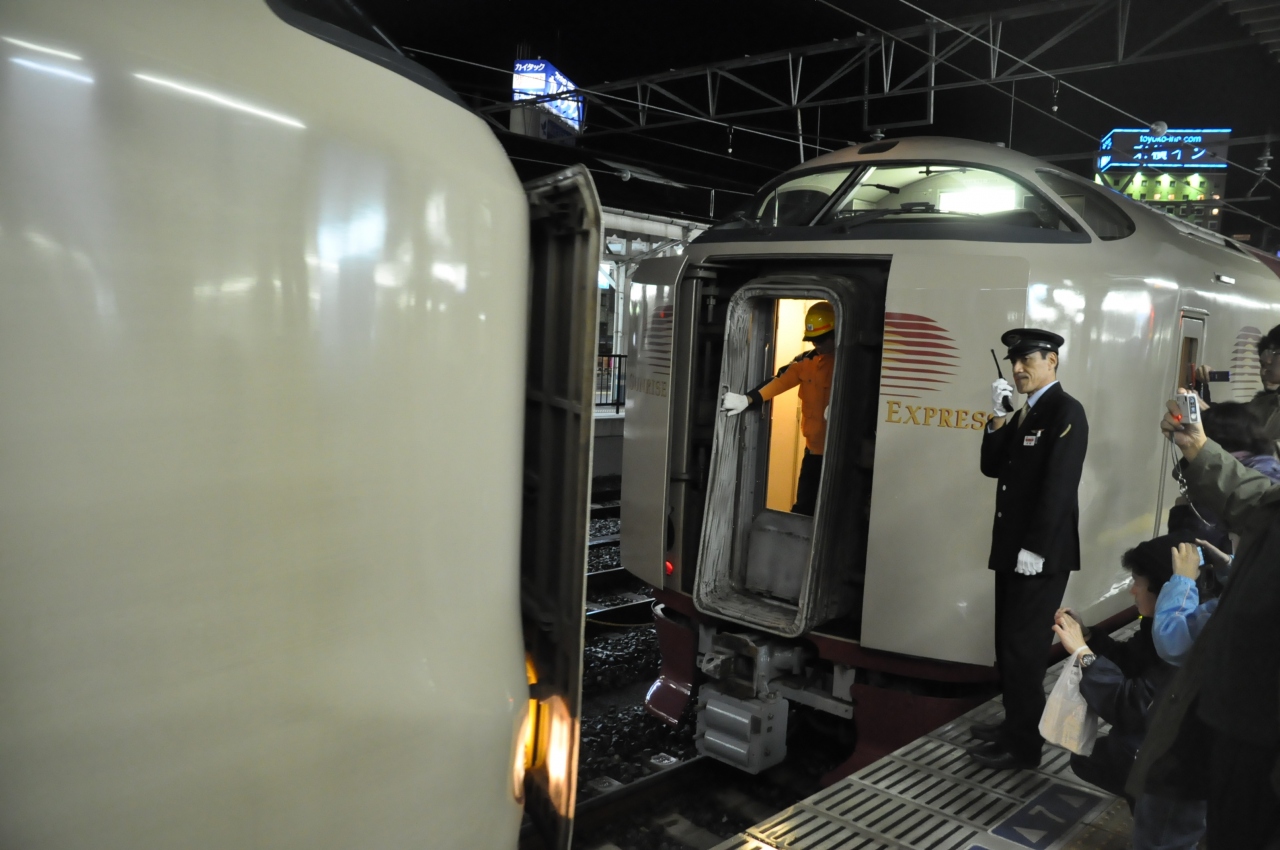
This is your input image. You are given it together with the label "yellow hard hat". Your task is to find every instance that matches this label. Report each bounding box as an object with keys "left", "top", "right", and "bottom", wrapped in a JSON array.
[{"left": 802, "top": 301, "right": 836, "bottom": 340}]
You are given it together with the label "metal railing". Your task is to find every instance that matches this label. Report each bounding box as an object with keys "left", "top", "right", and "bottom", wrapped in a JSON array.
[{"left": 595, "top": 354, "right": 626, "bottom": 413}]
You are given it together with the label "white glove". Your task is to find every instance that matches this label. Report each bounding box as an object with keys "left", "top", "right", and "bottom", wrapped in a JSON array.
[
  {"left": 991, "top": 378, "right": 1014, "bottom": 417},
  {"left": 1014, "top": 548, "right": 1045, "bottom": 576},
  {"left": 722, "top": 391, "right": 749, "bottom": 416}
]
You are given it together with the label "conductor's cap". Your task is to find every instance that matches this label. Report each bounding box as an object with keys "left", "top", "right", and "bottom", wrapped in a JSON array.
[{"left": 1001, "top": 328, "right": 1064, "bottom": 360}]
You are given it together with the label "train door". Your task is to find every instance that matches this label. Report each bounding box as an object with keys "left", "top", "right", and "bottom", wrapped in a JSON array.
[
  {"left": 520, "top": 166, "right": 601, "bottom": 849},
  {"left": 620, "top": 256, "right": 689, "bottom": 587},
  {"left": 1155, "top": 310, "right": 1207, "bottom": 533}
]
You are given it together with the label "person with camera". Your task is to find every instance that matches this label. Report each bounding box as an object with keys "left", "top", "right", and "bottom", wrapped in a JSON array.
[
  {"left": 968, "top": 328, "right": 1089, "bottom": 770},
  {"left": 1128, "top": 394, "right": 1280, "bottom": 849},
  {"left": 1053, "top": 543, "right": 1208, "bottom": 850}
]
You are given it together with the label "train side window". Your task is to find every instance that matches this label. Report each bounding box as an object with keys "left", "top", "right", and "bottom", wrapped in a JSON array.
[
  {"left": 753, "top": 168, "right": 858, "bottom": 226},
  {"left": 1037, "top": 170, "right": 1137, "bottom": 241}
]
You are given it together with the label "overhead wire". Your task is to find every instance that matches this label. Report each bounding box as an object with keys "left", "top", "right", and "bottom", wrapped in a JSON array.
[
  {"left": 402, "top": 46, "right": 831, "bottom": 154},
  {"left": 813, "top": 0, "right": 1280, "bottom": 233},
  {"left": 453, "top": 85, "right": 783, "bottom": 176},
  {"left": 868, "top": 0, "right": 1280, "bottom": 195},
  {"left": 404, "top": 23, "right": 1280, "bottom": 233}
]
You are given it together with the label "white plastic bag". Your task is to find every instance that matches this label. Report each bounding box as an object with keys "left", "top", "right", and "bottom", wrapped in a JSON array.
[{"left": 1038, "top": 648, "right": 1098, "bottom": 756}]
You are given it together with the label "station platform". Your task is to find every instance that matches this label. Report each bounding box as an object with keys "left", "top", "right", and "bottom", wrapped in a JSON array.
[{"left": 710, "top": 623, "right": 1140, "bottom": 850}]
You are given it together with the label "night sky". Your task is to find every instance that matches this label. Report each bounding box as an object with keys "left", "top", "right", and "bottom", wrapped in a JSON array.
[{"left": 353, "top": 0, "right": 1280, "bottom": 240}]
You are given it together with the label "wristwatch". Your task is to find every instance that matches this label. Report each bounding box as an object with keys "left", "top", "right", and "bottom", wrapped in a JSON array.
[{"left": 1079, "top": 652, "right": 1097, "bottom": 670}]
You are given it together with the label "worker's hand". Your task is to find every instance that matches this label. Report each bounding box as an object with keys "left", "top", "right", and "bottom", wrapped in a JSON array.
[
  {"left": 824, "top": 405, "right": 829, "bottom": 421},
  {"left": 1053, "top": 614, "right": 1089, "bottom": 656},
  {"left": 991, "top": 378, "right": 1014, "bottom": 417},
  {"left": 1161, "top": 392, "right": 1207, "bottom": 460},
  {"left": 1014, "top": 548, "right": 1045, "bottom": 576},
  {"left": 722, "top": 392, "right": 749, "bottom": 417},
  {"left": 1172, "top": 542, "right": 1202, "bottom": 580},
  {"left": 1194, "top": 538, "right": 1232, "bottom": 570}
]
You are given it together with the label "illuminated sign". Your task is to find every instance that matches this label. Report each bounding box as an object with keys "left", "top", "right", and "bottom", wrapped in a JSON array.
[
  {"left": 1097, "top": 128, "right": 1230, "bottom": 171},
  {"left": 512, "top": 60, "right": 582, "bottom": 131}
]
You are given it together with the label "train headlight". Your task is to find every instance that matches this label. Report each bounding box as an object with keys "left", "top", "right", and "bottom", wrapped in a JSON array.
[
  {"left": 541, "top": 694, "right": 575, "bottom": 817},
  {"left": 513, "top": 703, "right": 529, "bottom": 804}
]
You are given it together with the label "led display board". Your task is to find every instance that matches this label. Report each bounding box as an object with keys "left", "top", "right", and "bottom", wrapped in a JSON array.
[
  {"left": 1097, "top": 128, "right": 1230, "bottom": 171},
  {"left": 513, "top": 60, "right": 582, "bottom": 131}
]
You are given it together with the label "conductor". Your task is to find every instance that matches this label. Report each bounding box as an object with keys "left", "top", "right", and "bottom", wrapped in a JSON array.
[{"left": 969, "top": 328, "right": 1089, "bottom": 770}]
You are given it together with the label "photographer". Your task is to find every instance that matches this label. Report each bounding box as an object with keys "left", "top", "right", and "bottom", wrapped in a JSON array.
[
  {"left": 1051, "top": 536, "right": 1179, "bottom": 803},
  {"left": 1128, "top": 395, "right": 1280, "bottom": 849}
]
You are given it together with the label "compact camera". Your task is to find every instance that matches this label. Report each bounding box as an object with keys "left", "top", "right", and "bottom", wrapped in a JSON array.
[{"left": 1176, "top": 393, "right": 1201, "bottom": 425}]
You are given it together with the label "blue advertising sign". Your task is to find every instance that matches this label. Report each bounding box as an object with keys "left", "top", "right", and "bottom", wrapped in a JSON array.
[
  {"left": 513, "top": 60, "right": 583, "bottom": 131},
  {"left": 991, "top": 782, "right": 1105, "bottom": 847},
  {"left": 1097, "top": 128, "right": 1230, "bottom": 172}
]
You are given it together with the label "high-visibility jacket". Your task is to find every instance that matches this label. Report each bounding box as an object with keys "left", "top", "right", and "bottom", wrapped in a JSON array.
[{"left": 747, "top": 350, "right": 833, "bottom": 454}]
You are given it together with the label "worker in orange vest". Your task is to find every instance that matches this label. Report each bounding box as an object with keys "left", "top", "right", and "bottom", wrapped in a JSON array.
[{"left": 722, "top": 301, "right": 835, "bottom": 516}]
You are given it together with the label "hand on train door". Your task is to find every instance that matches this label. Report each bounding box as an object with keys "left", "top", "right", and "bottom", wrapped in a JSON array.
[{"left": 722, "top": 392, "right": 749, "bottom": 416}]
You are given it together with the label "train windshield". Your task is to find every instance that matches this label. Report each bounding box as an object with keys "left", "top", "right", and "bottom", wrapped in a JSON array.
[
  {"left": 745, "top": 163, "right": 1077, "bottom": 232},
  {"left": 821, "top": 164, "right": 1073, "bottom": 230}
]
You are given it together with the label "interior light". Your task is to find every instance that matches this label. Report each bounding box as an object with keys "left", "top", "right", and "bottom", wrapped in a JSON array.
[
  {"left": 9, "top": 56, "right": 93, "bottom": 84},
  {"left": 1212, "top": 208, "right": 1219, "bottom": 216},
  {"left": 665, "top": 560, "right": 675, "bottom": 576},
  {"left": 134, "top": 72, "right": 305, "bottom": 129},
  {"left": 2, "top": 36, "right": 81, "bottom": 61}
]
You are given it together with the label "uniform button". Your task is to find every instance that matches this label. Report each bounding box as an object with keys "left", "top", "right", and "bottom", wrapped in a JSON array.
[
  {"left": 1001, "top": 485, "right": 1007, "bottom": 491},
  {"left": 997, "top": 512, "right": 1003, "bottom": 518}
]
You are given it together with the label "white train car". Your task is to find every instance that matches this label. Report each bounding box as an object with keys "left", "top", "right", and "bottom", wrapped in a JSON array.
[
  {"left": 0, "top": 2, "right": 597, "bottom": 848},
  {"left": 622, "top": 136, "right": 1280, "bottom": 777}
]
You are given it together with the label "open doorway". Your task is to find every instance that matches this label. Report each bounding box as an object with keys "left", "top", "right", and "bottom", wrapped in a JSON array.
[
  {"left": 765, "top": 299, "right": 823, "bottom": 513},
  {"left": 694, "top": 274, "right": 881, "bottom": 638}
]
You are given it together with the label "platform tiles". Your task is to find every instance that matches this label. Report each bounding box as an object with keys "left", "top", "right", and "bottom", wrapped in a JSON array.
[{"left": 711, "top": 624, "right": 1138, "bottom": 850}]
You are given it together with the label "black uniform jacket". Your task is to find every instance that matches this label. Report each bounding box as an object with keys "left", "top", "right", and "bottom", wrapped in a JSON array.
[{"left": 979, "top": 382, "right": 1089, "bottom": 573}]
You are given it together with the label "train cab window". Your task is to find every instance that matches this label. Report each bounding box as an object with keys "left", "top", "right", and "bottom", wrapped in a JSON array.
[
  {"left": 1037, "top": 170, "right": 1137, "bottom": 241},
  {"left": 819, "top": 163, "right": 1076, "bottom": 232},
  {"left": 753, "top": 168, "right": 857, "bottom": 226}
]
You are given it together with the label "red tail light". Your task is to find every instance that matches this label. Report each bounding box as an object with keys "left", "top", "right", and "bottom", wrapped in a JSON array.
[{"left": 664, "top": 560, "right": 675, "bottom": 576}]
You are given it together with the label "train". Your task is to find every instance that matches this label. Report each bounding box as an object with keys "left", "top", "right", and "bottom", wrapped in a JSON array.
[
  {"left": 0, "top": 1, "right": 595, "bottom": 848},
  {"left": 620, "top": 136, "right": 1280, "bottom": 778}
]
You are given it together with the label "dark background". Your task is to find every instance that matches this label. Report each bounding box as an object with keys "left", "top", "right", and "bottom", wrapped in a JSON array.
[{"left": 348, "top": 0, "right": 1280, "bottom": 242}]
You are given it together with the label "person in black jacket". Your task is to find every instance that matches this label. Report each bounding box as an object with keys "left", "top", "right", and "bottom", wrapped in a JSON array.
[
  {"left": 969, "top": 328, "right": 1090, "bottom": 770},
  {"left": 1052, "top": 537, "right": 1181, "bottom": 798}
]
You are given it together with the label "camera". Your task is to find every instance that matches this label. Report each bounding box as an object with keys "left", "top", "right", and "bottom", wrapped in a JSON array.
[{"left": 1176, "top": 393, "right": 1200, "bottom": 425}]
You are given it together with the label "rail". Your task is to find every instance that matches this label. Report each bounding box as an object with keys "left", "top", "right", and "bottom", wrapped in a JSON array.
[{"left": 595, "top": 354, "right": 626, "bottom": 413}]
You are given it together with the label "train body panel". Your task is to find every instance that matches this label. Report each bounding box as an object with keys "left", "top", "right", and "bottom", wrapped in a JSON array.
[
  {"left": 623, "top": 137, "right": 1280, "bottom": 676},
  {"left": 0, "top": 1, "right": 590, "bottom": 847}
]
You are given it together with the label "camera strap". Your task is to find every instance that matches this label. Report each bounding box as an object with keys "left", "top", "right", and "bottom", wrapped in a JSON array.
[{"left": 1170, "top": 442, "right": 1211, "bottom": 526}]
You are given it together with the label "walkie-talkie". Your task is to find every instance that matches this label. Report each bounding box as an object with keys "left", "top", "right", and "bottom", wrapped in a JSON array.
[{"left": 991, "top": 349, "right": 1014, "bottom": 413}]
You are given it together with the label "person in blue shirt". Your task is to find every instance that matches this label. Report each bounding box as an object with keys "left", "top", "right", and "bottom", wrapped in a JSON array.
[
  {"left": 1155, "top": 401, "right": 1280, "bottom": 666},
  {"left": 1153, "top": 539, "right": 1232, "bottom": 667}
]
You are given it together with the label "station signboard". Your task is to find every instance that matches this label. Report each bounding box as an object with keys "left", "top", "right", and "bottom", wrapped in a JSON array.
[
  {"left": 1097, "top": 127, "right": 1230, "bottom": 171},
  {"left": 512, "top": 60, "right": 583, "bottom": 131}
]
